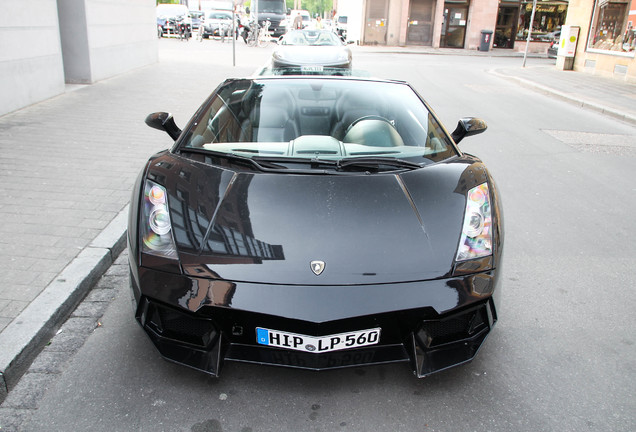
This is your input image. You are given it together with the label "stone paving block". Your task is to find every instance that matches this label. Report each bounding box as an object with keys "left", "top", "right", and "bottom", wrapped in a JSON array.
[
  {"left": 28, "top": 259, "right": 68, "bottom": 275},
  {"left": 94, "top": 274, "right": 127, "bottom": 291},
  {"left": 0, "top": 407, "right": 30, "bottom": 432},
  {"left": 0, "top": 317, "right": 11, "bottom": 333},
  {"left": 78, "top": 219, "right": 110, "bottom": 230},
  {"left": 53, "top": 237, "right": 90, "bottom": 249},
  {"left": 0, "top": 372, "right": 54, "bottom": 410},
  {"left": 3, "top": 259, "right": 37, "bottom": 271},
  {"left": 45, "top": 326, "right": 96, "bottom": 353},
  {"left": 114, "top": 250, "right": 129, "bottom": 265},
  {"left": 84, "top": 289, "right": 118, "bottom": 303},
  {"left": 70, "top": 301, "right": 110, "bottom": 319},
  {"left": 0, "top": 283, "right": 45, "bottom": 304},
  {"left": 0, "top": 302, "right": 29, "bottom": 320},
  {"left": 24, "top": 350, "right": 74, "bottom": 375}
]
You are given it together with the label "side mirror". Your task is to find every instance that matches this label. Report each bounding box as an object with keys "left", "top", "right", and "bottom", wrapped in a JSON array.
[
  {"left": 245, "top": 6, "right": 250, "bottom": 14},
  {"left": 287, "top": 8, "right": 291, "bottom": 15},
  {"left": 451, "top": 117, "right": 487, "bottom": 144},
  {"left": 145, "top": 112, "right": 182, "bottom": 141}
]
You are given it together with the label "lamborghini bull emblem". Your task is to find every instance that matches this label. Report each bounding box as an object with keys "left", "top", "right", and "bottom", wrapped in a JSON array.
[{"left": 310, "top": 260, "right": 325, "bottom": 276}]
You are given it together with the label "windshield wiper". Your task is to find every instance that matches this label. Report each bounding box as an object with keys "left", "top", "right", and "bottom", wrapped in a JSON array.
[
  {"left": 179, "top": 148, "right": 288, "bottom": 171},
  {"left": 253, "top": 156, "right": 337, "bottom": 169},
  {"left": 336, "top": 157, "right": 422, "bottom": 172}
]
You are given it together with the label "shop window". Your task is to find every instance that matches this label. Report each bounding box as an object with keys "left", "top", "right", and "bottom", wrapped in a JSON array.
[
  {"left": 587, "top": 0, "right": 635, "bottom": 55},
  {"left": 515, "top": 1, "right": 568, "bottom": 42}
]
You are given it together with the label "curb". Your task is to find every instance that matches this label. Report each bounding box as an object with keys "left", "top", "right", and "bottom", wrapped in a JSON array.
[
  {"left": 490, "top": 69, "right": 636, "bottom": 126},
  {"left": 0, "top": 206, "right": 129, "bottom": 404}
]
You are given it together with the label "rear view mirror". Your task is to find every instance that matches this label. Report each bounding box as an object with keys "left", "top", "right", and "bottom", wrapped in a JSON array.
[
  {"left": 145, "top": 112, "right": 182, "bottom": 141},
  {"left": 451, "top": 117, "right": 487, "bottom": 144}
]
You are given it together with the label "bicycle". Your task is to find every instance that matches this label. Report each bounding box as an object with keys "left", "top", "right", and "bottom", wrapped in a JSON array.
[
  {"left": 257, "top": 20, "right": 271, "bottom": 47},
  {"left": 246, "top": 20, "right": 258, "bottom": 47},
  {"left": 219, "top": 22, "right": 230, "bottom": 43},
  {"left": 177, "top": 19, "right": 190, "bottom": 41}
]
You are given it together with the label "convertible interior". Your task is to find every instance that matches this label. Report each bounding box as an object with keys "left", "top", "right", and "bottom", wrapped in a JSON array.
[{"left": 185, "top": 79, "right": 452, "bottom": 159}]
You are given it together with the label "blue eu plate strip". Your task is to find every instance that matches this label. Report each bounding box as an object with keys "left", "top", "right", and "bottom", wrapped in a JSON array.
[{"left": 257, "top": 328, "right": 269, "bottom": 345}]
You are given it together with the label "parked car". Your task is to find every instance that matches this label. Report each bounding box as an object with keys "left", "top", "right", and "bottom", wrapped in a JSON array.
[
  {"left": 131, "top": 74, "right": 503, "bottom": 378},
  {"left": 201, "top": 10, "right": 234, "bottom": 39},
  {"left": 189, "top": 10, "right": 205, "bottom": 30},
  {"left": 156, "top": 4, "right": 191, "bottom": 37},
  {"left": 269, "top": 29, "right": 353, "bottom": 71},
  {"left": 547, "top": 32, "right": 561, "bottom": 58}
]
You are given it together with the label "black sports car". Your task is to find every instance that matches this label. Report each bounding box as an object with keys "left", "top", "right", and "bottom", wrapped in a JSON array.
[
  {"left": 129, "top": 75, "right": 503, "bottom": 378},
  {"left": 270, "top": 29, "right": 352, "bottom": 71}
]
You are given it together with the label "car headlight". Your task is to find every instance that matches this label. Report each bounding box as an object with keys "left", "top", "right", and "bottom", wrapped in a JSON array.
[
  {"left": 142, "top": 180, "right": 178, "bottom": 259},
  {"left": 456, "top": 182, "right": 492, "bottom": 261}
]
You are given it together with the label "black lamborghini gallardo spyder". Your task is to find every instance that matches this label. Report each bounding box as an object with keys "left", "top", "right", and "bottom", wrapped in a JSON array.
[{"left": 128, "top": 74, "right": 503, "bottom": 377}]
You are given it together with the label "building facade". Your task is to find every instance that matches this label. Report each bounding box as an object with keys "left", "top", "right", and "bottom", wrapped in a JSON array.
[
  {"left": 335, "top": 0, "right": 634, "bottom": 81},
  {"left": 557, "top": 0, "right": 635, "bottom": 82},
  {"left": 335, "top": 0, "right": 567, "bottom": 51}
]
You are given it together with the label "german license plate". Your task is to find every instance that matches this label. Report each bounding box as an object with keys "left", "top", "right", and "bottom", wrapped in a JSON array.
[
  {"left": 301, "top": 65, "right": 324, "bottom": 72},
  {"left": 256, "top": 327, "right": 381, "bottom": 353}
]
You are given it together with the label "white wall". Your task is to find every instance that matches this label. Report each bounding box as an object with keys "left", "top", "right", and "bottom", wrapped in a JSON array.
[
  {"left": 0, "top": 1, "right": 66, "bottom": 116},
  {"left": 0, "top": 0, "right": 157, "bottom": 117},
  {"left": 58, "top": 0, "right": 157, "bottom": 84}
]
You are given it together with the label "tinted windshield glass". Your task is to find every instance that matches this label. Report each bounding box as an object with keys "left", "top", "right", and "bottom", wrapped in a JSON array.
[
  {"left": 208, "top": 11, "right": 231, "bottom": 19},
  {"left": 282, "top": 30, "right": 342, "bottom": 46},
  {"left": 260, "top": 0, "right": 285, "bottom": 13},
  {"left": 180, "top": 78, "right": 456, "bottom": 163}
]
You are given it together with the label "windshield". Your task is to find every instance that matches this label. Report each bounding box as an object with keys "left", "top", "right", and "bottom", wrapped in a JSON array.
[
  {"left": 208, "top": 11, "right": 232, "bottom": 20},
  {"left": 179, "top": 78, "right": 456, "bottom": 165},
  {"left": 282, "top": 30, "right": 342, "bottom": 46},
  {"left": 259, "top": 0, "right": 285, "bottom": 14}
]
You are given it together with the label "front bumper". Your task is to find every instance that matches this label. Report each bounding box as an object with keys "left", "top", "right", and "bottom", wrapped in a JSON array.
[{"left": 130, "top": 264, "right": 499, "bottom": 377}]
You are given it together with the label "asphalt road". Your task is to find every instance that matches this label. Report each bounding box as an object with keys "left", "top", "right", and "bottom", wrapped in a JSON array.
[{"left": 3, "top": 40, "right": 636, "bottom": 432}]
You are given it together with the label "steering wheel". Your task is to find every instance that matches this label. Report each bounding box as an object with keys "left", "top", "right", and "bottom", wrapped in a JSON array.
[{"left": 344, "top": 115, "right": 394, "bottom": 136}]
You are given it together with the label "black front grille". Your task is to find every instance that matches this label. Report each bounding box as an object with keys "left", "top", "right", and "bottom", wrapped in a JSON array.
[
  {"left": 145, "top": 301, "right": 217, "bottom": 347},
  {"left": 417, "top": 304, "right": 489, "bottom": 348}
]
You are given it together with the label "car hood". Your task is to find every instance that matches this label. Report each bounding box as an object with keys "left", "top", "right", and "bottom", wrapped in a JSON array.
[
  {"left": 273, "top": 46, "right": 350, "bottom": 66},
  {"left": 146, "top": 153, "right": 487, "bottom": 285}
]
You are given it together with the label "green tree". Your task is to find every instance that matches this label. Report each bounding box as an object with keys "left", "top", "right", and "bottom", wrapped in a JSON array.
[{"left": 287, "top": 0, "right": 333, "bottom": 18}]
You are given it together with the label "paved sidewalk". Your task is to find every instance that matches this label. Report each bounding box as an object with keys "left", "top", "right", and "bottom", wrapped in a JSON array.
[
  {"left": 0, "top": 41, "right": 634, "bottom": 403},
  {"left": 491, "top": 64, "right": 636, "bottom": 125}
]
